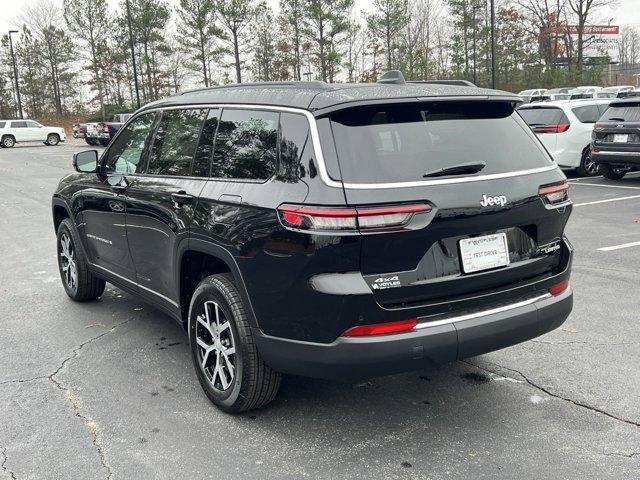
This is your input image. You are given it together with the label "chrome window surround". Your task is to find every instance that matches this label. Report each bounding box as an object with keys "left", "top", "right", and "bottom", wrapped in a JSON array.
[{"left": 114, "top": 103, "right": 560, "bottom": 190}]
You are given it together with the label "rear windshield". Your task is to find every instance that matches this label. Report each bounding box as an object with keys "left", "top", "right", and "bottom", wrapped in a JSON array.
[
  {"left": 518, "top": 107, "right": 569, "bottom": 126},
  {"left": 601, "top": 104, "right": 640, "bottom": 122},
  {"left": 329, "top": 102, "right": 552, "bottom": 184}
]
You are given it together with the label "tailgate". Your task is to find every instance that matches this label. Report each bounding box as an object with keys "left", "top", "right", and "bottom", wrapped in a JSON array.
[{"left": 325, "top": 100, "right": 570, "bottom": 311}]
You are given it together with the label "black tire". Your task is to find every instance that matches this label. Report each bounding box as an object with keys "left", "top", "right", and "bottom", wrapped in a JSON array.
[
  {"left": 46, "top": 133, "right": 60, "bottom": 146},
  {"left": 56, "top": 218, "right": 106, "bottom": 301},
  {"left": 2, "top": 135, "right": 15, "bottom": 148},
  {"left": 576, "top": 149, "right": 599, "bottom": 177},
  {"left": 188, "top": 273, "right": 281, "bottom": 413},
  {"left": 600, "top": 164, "right": 627, "bottom": 180},
  {"left": 85, "top": 138, "right": 96, "bottom": 146}
]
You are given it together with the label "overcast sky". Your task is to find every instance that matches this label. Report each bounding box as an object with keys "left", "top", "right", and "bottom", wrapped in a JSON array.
[{"left": 0, "top": 0, "right": 638, "bottom": 45}]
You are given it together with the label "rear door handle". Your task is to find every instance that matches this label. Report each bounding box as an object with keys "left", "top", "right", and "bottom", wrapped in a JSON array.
[{"left": 171, "top": 191, "right": 194, "bottom": 204}]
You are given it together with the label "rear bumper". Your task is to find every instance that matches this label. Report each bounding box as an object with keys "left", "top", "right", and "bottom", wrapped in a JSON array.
[
  {"left": 254, "top": 288, "right": 573, "bottom": 381},
  {"left": 592, "top": 149, "right": 640, "bottom": 166}
]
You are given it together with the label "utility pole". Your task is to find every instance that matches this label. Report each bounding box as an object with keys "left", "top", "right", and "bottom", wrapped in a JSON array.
[
  {"left": 8, "top": 30, "right": 23, "bottom": 119},
  {"left": 472, "top": 6, "right": 481, "bottom": 86},
  {"left": 489, "top": 0, "right": 496, "bottom": 89},
  {"left": 125, "top": 0, "right": 141, "bottom": 109}
]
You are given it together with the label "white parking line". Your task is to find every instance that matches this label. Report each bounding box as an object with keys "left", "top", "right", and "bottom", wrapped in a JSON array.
[
  {"left": 569, "top": 182, "right": 640, "bottom": 190},
  {"left": 598, "top": 241, "right": 640, "bottom": 252},
  {"left": 573, "top": 194, "right": 640, "bottom": 207}
]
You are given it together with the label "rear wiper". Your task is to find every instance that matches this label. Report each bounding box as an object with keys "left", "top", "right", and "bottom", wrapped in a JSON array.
[
  {"left": 423, "top": 161, "right": 486, "bottom": 178},
  {"left": 607, "top": 117, "right": 626, "bottom": 121}
]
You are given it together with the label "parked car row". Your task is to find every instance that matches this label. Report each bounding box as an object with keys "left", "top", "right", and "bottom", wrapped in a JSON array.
[
  {"left": 72, "top": 113, "right": 133, "bottom": 146},
  {"left": 517, "top": 97, "right": 640, "bottom": 178},
  {"left": 518, "top": 85, "right": 637, "bottom": 104}
]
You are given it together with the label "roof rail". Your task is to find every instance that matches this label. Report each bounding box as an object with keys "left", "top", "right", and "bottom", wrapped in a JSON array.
[
  {"left": 178, "top": 80, "right": 332, "bottom": 96},
  {"left": 409, "top": 80, "right": 477, "bottom": 87},
  {"left": 377, "top": 71, "right": 406, "bottom": 85}
]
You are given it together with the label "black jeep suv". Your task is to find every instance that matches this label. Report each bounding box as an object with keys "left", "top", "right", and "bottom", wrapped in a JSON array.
[
  {"left": 591, "top": 97, "right": 640, "bottom": 179},
  {"left": 52, "top": 78, "right": 573, "bottom": 412}
]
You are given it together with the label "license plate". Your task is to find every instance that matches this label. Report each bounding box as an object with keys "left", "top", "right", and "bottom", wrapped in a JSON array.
[
  {"left": 459, "top": 233, "right": 510, "bottom": 274},
  {"left": 613, "top": 134, "right": 628, "bottom": 143}
]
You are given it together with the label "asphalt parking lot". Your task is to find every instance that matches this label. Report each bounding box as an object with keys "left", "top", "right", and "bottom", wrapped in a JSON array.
[{"left": 1, "top": 142, "right": 639, "bottom": 480}]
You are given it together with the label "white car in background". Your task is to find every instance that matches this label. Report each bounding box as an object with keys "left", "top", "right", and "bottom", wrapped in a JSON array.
[
  {"left": 0, "top": 119, "right": 66, "bottom": 148},
  {"left": 518, "top": 88, "right": 547, "bottom": 103},
  {"left": 517, "top": 99, "right": 613, "bottom": 176},
  {"left": 601, "top": 85, "right": 635, "bottom": 97}
]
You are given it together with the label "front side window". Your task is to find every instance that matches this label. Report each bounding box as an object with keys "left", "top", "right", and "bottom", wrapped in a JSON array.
[
  {"left": 146, "top": 109, "right": 207, "bottom": 176},
  {"left": 211, "top": 109, "right": 278, "bottom": 180},
  {"left": 25, "top": 121, "right": 40, "bottom": 128},
  {"left": 104, "top": 113, "right": 155, "bottom": 174}
]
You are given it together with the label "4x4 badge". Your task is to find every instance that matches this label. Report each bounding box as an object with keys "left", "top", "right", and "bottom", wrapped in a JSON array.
[{"left": 371, "top": 275, "right": 401, "bottom": 290}]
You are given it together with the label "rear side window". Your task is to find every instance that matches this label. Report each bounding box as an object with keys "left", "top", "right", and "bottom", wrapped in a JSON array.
[
  {"left": 11, "top": 121, "right": 27, "bottom": 128},
  {"left": 211, "top": 109, "right": 278, "bottom": 180},
  {"left": 329, "top": 102, "right": 551, "bottom": 184},
  {"left": 601, "top": 104, "right": 640, "bottom": 122},
  {"left": 146, "top": 109, "right": 207, "bottom": 176},
  {"left": 518, "top": 107, "right": 569, "bottom": 126},
  {"left": 279, "top": 112, "right": 309, "bottom": 181},
  {"left": 572, "top": 105, "right": 601, "bottom": 123},
  {"left": 191, "top": 108, "right": 219, "bottom": 177},
  {"left": 0, "top": 122, "right": 5, "bottom": 128}
]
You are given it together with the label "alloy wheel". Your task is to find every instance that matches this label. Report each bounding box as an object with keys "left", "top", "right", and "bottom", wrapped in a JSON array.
[
  {"left": 583, "top": 152, "right": 599, "bottom": 176},
  {"left": 195, "top": 301, "right": 236, "bottom": 391},
  {"left": 59, "top": 233, "right": 77, "bottom": 292}
]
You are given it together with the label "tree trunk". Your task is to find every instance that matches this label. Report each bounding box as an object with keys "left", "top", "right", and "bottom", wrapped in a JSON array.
[
  {"left": 199, "top": 28, "right": 209, "bottom": 87},
  {"left": 233, "top": 27, "right": 242, "bottom": 83}
]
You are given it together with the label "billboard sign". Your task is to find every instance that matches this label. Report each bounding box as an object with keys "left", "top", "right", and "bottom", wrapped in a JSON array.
[{"left": 568, "top": 25, "right": 620, "bottom": 63}]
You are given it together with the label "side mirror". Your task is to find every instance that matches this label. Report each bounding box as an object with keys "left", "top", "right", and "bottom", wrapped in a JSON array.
[{"left": 73, "top": 150, "right": 99, "bottom": 173}]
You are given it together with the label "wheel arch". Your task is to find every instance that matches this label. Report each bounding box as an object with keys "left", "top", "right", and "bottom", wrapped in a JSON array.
[
  {"left": 52, "top": 198, "right": 72, "bottom": 233},
  {"left": 177, "top": 238, "right": 260, "bottom": 331}
]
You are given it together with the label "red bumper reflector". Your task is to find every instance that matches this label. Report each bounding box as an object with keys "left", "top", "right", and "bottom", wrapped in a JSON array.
[
  {"left": 548, "top": 279, "right": 569, "bottom": 296},
  {"left": 341, "top": 318, "right": 418, "bottom": 337}
]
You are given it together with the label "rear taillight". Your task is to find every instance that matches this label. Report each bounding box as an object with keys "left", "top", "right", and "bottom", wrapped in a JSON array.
[
  {"left": 532, "top": 123, "right": 570, "bottom": 134},
  {"left": 277, "top": 203, "right": 431, "bottom": 233},
  {"left": 102, "top": 123, "right": 109, "bottom": 133},
  {"left": 341, "top": 318, "right": 418, "bottom": 337},
  {"left": 548, "top": 279, "right": 569, "bottom": 296},
  {"left": 539, "top": 182, "right": 569, "bottom": 205}
]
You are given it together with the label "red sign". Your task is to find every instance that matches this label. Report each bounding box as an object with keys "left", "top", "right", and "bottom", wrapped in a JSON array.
[{"left": 567, "top": 25, "right": 619, "bottom": 35}]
